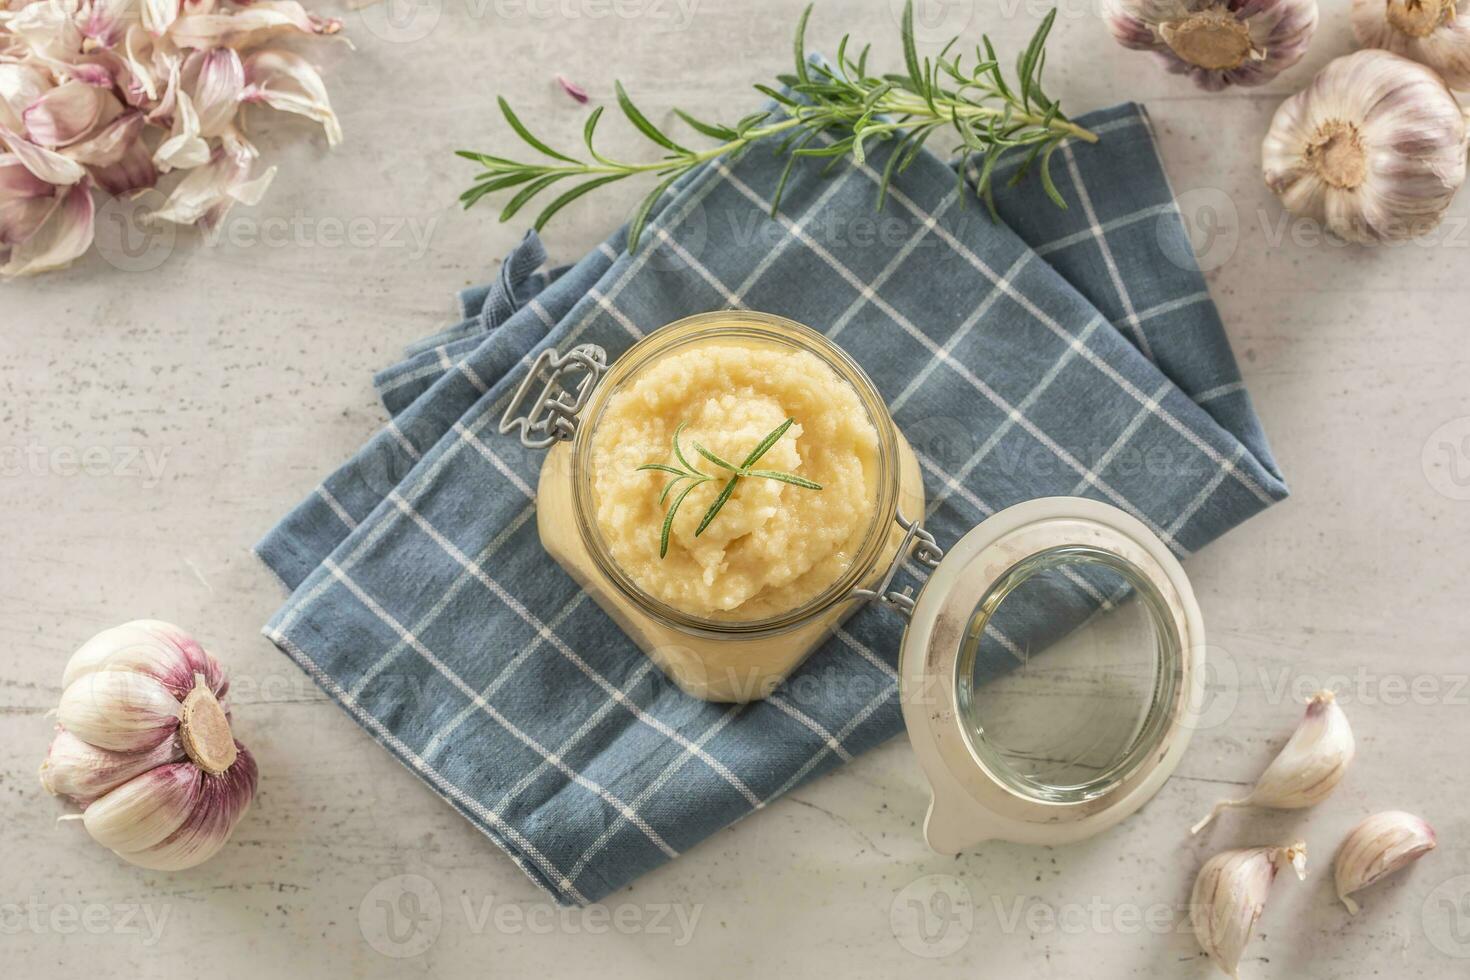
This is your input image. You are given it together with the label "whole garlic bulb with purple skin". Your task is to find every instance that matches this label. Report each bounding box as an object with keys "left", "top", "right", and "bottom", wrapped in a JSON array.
[
  {"left": 1262, "top": 49, "right": 1469, "bottom": 243},
  {"left": 1103, "top": 0, "right": 1320, "bottom": 90},
  {"left": 40, "top": 621, "right": 258, "bottom": 871},
  {"left": 1352, "top": 0, "right": 1470, "bottom": 90}
]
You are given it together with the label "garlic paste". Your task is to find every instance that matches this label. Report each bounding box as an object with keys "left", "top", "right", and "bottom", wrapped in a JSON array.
[{"left": 588, "top": 341, "right": 881, "bottom": 620}]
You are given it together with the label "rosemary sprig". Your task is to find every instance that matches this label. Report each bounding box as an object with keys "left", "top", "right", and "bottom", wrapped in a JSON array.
[
  {"left": 456, "top": 2, "right": 1096, "bottom": 251},
  {"left": 636, "top": 418, "right": 822, "bottom": 558}
]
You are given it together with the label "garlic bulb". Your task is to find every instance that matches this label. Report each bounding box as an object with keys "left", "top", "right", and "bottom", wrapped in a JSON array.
[
  {"left": 40, "top": 620, "right": 257, "bottom": 871},
  {"left": 1352, "top": 0, "right": 1470, "bottom": 90},
  {"left": 1103, "top": 0, "right": 1320, "bottom": 90},
  {"left": 1334, "top": 811, "right": 1437, "bottom": 913},
  {"left": 1191, "top": 842, "right": 1307, "bottom": 978},
  {"left": 1191, "top": 690, "right": 1353, "bottom": 834},
  {"left": 1262, "top": 49, "right": 1469, "bottom": 243}
]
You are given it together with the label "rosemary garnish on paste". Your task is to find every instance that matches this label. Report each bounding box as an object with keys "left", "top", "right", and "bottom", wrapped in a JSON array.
[{"left": 636, "top": 418, "right": 822, "bottom": 558}]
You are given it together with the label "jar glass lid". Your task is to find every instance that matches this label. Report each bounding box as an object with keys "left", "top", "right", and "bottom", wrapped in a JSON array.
[{"left": 899, "top": 498, "right": 1204, "bottom": 854}]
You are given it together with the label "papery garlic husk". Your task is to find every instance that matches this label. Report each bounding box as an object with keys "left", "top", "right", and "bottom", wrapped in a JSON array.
[
  {"left": 1262, "top": 49, "right": 1469, "bottom": 243},
  {"left": 1334, "top": 810, "right": 1437, "bottom": 913},
  {"left": 41, "top": 620, "right": 257, "bottom": 871},
  {"left": 1103, "top": 0, "right": 1320, "bottom": 90},
  {"left": 1191, "top": 842, "right": 1307, "bottom": 978},
  {"left": 1191, "top": 690, "right": 1353, "bottom": 834},
  {"left": 1352, "top": 0, "right": 1470, "bottom": 90}
]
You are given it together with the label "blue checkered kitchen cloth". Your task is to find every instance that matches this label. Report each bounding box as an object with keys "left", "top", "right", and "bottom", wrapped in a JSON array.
[{"left": 256, "top": 102, "right": 1287, "bottom": 905}]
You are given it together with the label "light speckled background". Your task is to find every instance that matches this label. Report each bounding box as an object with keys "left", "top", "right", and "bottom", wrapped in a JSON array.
[{"left": 4, "top": 0, "right": 1469, "bottom": 975}]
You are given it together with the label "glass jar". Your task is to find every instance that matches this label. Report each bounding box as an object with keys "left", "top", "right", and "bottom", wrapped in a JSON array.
[
  {"left": 501, "top": 310, "right": 1206, "bottom": 853},
  {"left": 512, "top": 311, "right": 933, "bottom": 702}
]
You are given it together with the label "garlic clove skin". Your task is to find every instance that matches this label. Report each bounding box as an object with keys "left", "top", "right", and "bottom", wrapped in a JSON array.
[
  {"left": 82, "top": 762, "right": 201, "bottom": 854},
  {"left": 1191, "top": 690, "right": 1354, "bottom": 834},
  {"left": 119, "top": 744, "right": 258, "bottom": 871},
  {"left": 1191, "top": 841, "right": 1307, "bottom": 978},
  {"left": 1352, "top": 0, "right": 1470, "bottom": 90},
  {"left": 1104, "top": 0, "right": 1320, "bottom": 90},
  {"left": 1334, "top": 811, "right": 1437, "bottom": 913},
  {"left": 57, "top": 668, "right": 184, "bottom": 753},
  {"left": 39, "top": 727, "right": 185, "bottom": 805},
  {"left": 63, "top": 619, "right": 229, "bottom": 700},
  {"left": 1262, "top": 49, "right": 1469, "bottom": 243}
]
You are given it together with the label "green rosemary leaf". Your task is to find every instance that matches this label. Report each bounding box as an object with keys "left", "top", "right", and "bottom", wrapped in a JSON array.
[
  {"left": 741, "top": 417, "right": 795, "bottom": 468},
  {"left": 836, "top": 32, "right": 851, "bottom": 80},
  {"left": 661, "top": 480, "right": 702, "bottom": 558},
  {"left": 674, "top": 109, "right": 738, "bottom": 141},
  {"left": 793, "top": 137, "right": 854, "bottom": 158},
  {"left": 771, "top": 129, "right": 820, "bottom": 215},
  {"left": 794, "top": 3, "right": 813, "bottom": 84},
  {"left": 900, "top": 0, "right": 925, "bottom": 100},
  {"left": 615, "top": 81, "right": 691, "bottom": 155},
  {"left": 637, "top": 463, "right": 686, "bottom": 476},
  {"left": 753, "top": 83, "right": 800, "bottom": 107},
  {"left": 745, "top": 469, "right": 822, "bottom": 490},
  {"left": 535, "top": 175, "right": 626, "bottom": 230},
  {"left": 1007, "top": 140, "right": 1046, "bottom": 188},
  {"left": 695, "top": 474, "right": 741, "bottom": 536},
  {"left": 734, "top": 111, "right": 771, "bottom": 135},
  {"left": 670, "top": 421, "right": 699, "bottom": 472},
  {"left": 498, "top": 97, "right": 579, "bottom": 164},
  {"left": 658, "top": 475, "right": 685, "bottom": 506},
  {"left": 627, "top": 170, "right": 682, "bottom": 253},
  {"left": 982, "top": 35, "right": 1012, "bottom": 101},
  {"left": 1039, "top": 141, "right": 1067, "bottom": 209},
  {"left": 692, "top": 442, "right": 741, "bottom": 473},
  {"left": 499, "top": 173, "right": 566, "bottom": 222}
]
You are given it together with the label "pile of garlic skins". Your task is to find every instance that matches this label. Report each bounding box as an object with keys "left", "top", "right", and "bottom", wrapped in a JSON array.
[
  {"left": 1105, "top": 0, "right": 1470, "bottom": 243},
  {"left": 1187, "top": 691, "right": 1437, "bottom": 977},
  {"left": 0, "top": 0, "right": 345, "bottom": 278},
  {"left": 40, "top": 620, "right": 257, "bottom": 871}
]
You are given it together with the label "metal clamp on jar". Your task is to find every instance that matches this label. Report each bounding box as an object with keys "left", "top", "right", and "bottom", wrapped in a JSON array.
[{"left": 501, "top": 310, "right": 1205, "bottom": 855}]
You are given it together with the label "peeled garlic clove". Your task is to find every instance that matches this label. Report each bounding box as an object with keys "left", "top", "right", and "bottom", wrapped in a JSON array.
[
  {"left": 1192, "top": 690, "right": 1353, "bottom": 834},
  {"left": 1262, "top": 49, "right": 1469, "bottom": 243},
  {"left": 1352, "top": 0, "right": 1470, "bottom": 90},
  {"left": 39, "top": 727, "right": 185, "bottom": 805},
  {"left": 1335, "top": 811, "right": 1437, "bottom": 913},
  {"left": 58, "top": 668, "right": 183, "bottom": 752},
  {"left": 1103, "top": 0, "right": 1319, "bottom": 90},
  {"left": 1191, "top": 841, "right": 1307, "bottom": 978}
]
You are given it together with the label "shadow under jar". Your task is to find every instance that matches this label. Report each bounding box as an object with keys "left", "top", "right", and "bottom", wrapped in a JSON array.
[{"left": 502, "top": 310, "right": 1206, "bottom": 854}]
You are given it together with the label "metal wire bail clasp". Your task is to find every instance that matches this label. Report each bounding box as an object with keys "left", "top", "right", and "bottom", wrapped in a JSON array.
[
  {"left": 498, "top": 344, "right": 608, "bottom": 449},
  {"left": 851, "top": 510, "right": 945, "bottom": 619}
]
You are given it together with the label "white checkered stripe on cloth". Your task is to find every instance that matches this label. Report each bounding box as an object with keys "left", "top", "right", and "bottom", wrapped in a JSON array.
[{"left": 257, "top": 102, "right": 1286, "bottom": 905}]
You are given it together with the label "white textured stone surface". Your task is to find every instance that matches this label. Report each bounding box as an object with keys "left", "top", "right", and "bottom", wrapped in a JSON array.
[{"left": 3, "top": 1, "right": 1468, "bottom": 976}]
